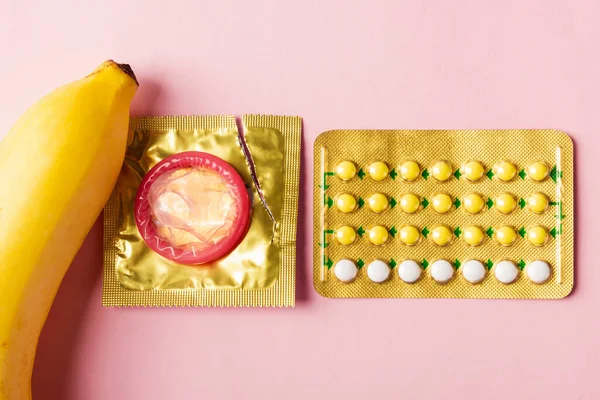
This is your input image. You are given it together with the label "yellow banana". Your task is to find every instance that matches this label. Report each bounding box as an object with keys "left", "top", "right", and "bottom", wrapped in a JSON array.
[{"left": 0, "top": 61, "right": 138, "bottom": 399}]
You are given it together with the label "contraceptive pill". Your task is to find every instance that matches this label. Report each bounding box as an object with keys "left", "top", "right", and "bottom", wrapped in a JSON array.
[
  {"left": 335, "top": 160, "right": 357, "bottom": 181},
  {"left": 368, "top": 161, "right": 389, "bottom": 181},
  {"left": 462, "top": 260, "right": 486, "bottom": 284},
  {"left": 494, "top": 260, "right": 519, "bottom": 284},
  {"left": 526, "top": 260, "right": 551, "bottom": 284},
  {"left": 367, "top": 260, "right": 390, "bottom": 283},
  {"left": 399, "top": 193, "right": 420, "bottom": 214},
  {"left": 398, "top": 259, "right": 422, "bottom": 283},
  {"left": 431, "top": 259, "right": 455, "bottom": 283},
  {"left": 334, "top": 259, "right": 358, "bottom": 282},
  {"left": 462, "top": 160, "right": 485, "bottom": 182},
  {"left": 399, "top": 160, "right": 420, "bottom": 182}
]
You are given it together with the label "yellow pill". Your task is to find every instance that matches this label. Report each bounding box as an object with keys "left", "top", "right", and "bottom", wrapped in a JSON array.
[
  {"left": 368, "top": 225, "right": 389, "bottom": 246},
  {"left": 431, "top": 160, "right": 453, "bottom": 182},
  {"left": 399, "top": 193, "right": 420, "bottom": 214},
  {"left": 335, "top": 225, "right": 357, "bottom": 246},
  {"left": 368, "top": 193, "right": 389, "bottom": 213},
  {"left": 399, "top": 160, "right": 420, "bottom": 182},
  {"left": 527, "top": 161, "right": 549, "bottom": 182},
  {"left": 495, "top": 160, "right": 517, "bottom": 182},
  {"left": 432, "top": 193, "right": 453, "bottom": 214},
  {"left": 495, "top": 193, "right": 517, "bottom": 214},
  {"left": 527, "top": 192, "right": 549, "bottom": 214},
  {"left": 368, "top": 161, "right": 389, "bottom": 181},
  {"left": 463, "top": 193, "right": 485, "bottom": 214},
  {"left": 431, "top": 225, "right": 453, "bottom": 246},
  {"left": 463, "top": 225, "right": 484, "bottom": 247},
  {"left": 335, "top": 160, "right": 357, "bottom": 181},
  {"left": 495, "top": 225, "right": 517, "bottom": 246},
  {"left": 399, "top": 225, "right": 420, "bottom": 246},
  {"left": 527, "top": 225, "right": 549, "bottom": 246},
  {"left": 463, "top": 160, "right": 485, "bottom": 182},
  {"left": 335, "top": 193, "right": 357, "bottom": 213}
]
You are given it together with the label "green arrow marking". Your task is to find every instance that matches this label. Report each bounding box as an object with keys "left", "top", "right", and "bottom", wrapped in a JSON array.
[
  {"left": 390, "top": 168, "right": 397, "bottom": 180},
  {"left": 549, "top": 165, "right": 562, "bottom": 183},
  {"left": 485, "top": 227, "right": 494, "bottom": 238},
  {"left": 320, "top": 172, "right": 335, "bottom": 189},
  {"left": 357, "top": 168, "right": 366, "bottom": 180},
  {"left": 324, "top": 195, "right": 333, "bottom": 208},
  {"left": 518, "top": 259, "right": 526, "bottom": 271},
  {"left": 518, "top": 169, "right": 526, "bottom": 180},
  {"left": 422, "top": 169, "right": 430, "bottom": 180},
  {"left": 549, "top": 201, "right": 558, "bottom": 206},
  {"left": 550, "top": 227, "right": 557, "bottom": 238},
  {"left": 485, "top": 259, "right": 494, "bottom": 270},
  {"left": 486, "top": 198, "right": 494, "bottom": 209},
  {"left": 454, "top": 169, "right": 462, "bottom": 180},
  {"left": 390, "top": 258, "right": 397, "bottom": 269},
  {"left": 320, "top": 229, "right": 334, "bottom": 248},
  {"left": 486, "top": 170, "right": 494, "bottom": 180},
  {"left": 518, "top": 197, "right": 526, "bottom": 209},
  {"left": 357, "top": 226, "right": 365, "bottom": 237},
  {"left": 422, "top": 259, "right": 429, "bottom": 270},
  {"left": 357, "top": 258, "right": 365, "bottom": 269},
  {"left": 453, "top": 259, "right": 461, "bottom": 270},
  {"left": 518, "top": 227, "right": 526, "bottom": 238},
  {"left": 390, "top": 197, "right": 397, "bottom": 209},
  {"left": 453, "top": 198, "right": 461, "bottom": 209},
  {"left": 421, "top": 198, "right": 429, "bottom": 209},
  {"left": 389, "top": 226, "right": 397, "bottom": 238},
  {"left": 357, "top": 197, "right": 365, "bottom": 209},
  {"left": 421, "top": 227, "right": 430, "bottom": 238},
  {"left": 454, "top": 226, "right": 462, "bottom": 237},
  {"left": 555, "top": 213, "right": 566, "bottom": 220},
  {"left": 323, "top": 256, "right": 333, "bottom": 269}
]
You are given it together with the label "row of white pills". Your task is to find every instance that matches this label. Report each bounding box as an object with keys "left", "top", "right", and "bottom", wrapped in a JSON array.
[{"left": 334, "top": 259, "right": 551, "bottom": 285}]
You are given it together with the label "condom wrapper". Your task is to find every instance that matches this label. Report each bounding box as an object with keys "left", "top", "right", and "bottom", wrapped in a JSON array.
[
  {"left": 103, "top": 115, "right": 301, "bottom": 307},
  {"left": 313, "top": 129, "right": 573, "bottom": 299}
]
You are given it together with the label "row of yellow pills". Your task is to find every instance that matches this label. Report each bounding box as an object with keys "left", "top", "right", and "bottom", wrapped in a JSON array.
[
  {"left": 335, "top": 192, "right": 551, "bottom": 214},
  {"left": 335, "top": 159, "right": 551, "bottom": 182},
  {"left": 334, "top": 258, "right": 551, "bottom": 285},
  {"left": 335, "top": 224, "right": 551, "bottom": 247}
]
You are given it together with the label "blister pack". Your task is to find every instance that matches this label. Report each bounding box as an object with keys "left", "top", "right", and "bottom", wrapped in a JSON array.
[{"left": 313, "top": 129, "right": 573, "bottom": 299}]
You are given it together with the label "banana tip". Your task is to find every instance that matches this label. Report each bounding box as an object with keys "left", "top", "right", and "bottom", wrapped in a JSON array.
[{"left": 114, "top": 62, "right": 138, "bottom": 86}]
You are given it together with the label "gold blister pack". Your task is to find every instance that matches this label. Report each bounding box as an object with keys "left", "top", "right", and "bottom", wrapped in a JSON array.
[
  {"left": 313, "top": 129, "right": 573, "bottom": 299},
  {"left": 103, "top": 115, "right": 301, "bottom": 307}
]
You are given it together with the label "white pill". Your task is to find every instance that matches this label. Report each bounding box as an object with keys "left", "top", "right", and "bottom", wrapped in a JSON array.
[
  {"left": 398, "top": 259, "right": 422, "bottom": 283},
  {"left": 334, "top": 259, "right": 358, "bottom": 283},
  {"left": 526, "top": 260, "right": 551, "bottom": 284},
  {"left": 431, "top": 259, "right": 454, "bottom": 283},
  {"left": 462, "top": 259, "right": 486, "bottom": 284},
  {"left": 367, "top": 260, "right": 390, "bottom": 283},
  {"left": 494, "top": 260, "right": 519, "bottom": 284}
]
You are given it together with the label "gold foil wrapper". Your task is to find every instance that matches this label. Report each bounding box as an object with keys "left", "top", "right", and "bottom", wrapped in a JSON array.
[
  {"left": 313, "top": 129, "right": 573, "bottom": 299},
  {"left": 103, "top": 115, "right": 301, "bottom": 306}
]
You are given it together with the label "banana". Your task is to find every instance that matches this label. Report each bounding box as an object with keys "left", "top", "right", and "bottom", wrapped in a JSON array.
[{"left": 0, "top": 61, "right": 138, "bottom": 399}]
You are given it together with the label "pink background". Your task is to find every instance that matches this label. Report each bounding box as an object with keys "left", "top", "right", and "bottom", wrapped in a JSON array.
[{"left": 1, "top": 0, "right": 599, "bottom": 399}]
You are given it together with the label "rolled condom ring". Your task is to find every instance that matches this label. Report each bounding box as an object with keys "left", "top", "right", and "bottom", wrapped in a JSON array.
[{"left": 135, "top": 151, "right": 250, "bottom": 265}]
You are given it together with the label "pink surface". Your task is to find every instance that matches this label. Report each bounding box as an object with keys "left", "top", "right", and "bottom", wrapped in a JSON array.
[{"left": 1, "top": 0, "right": 599, "bottom": 398}]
